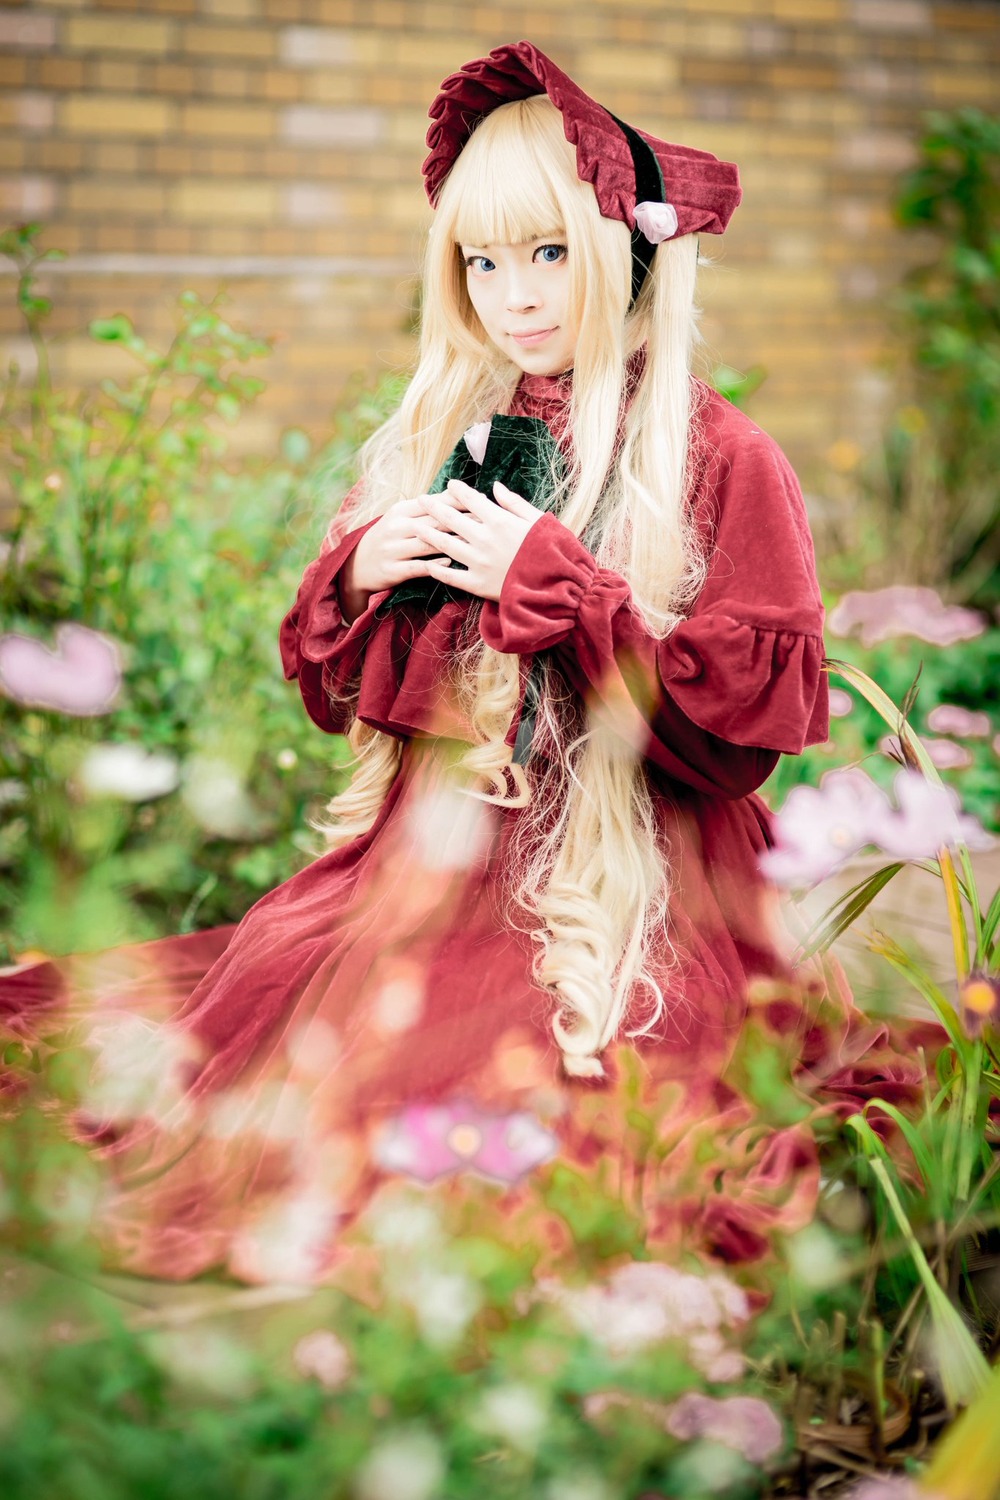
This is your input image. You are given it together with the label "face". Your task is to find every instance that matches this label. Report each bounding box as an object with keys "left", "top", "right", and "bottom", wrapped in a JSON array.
[{"left": 459, "top": 236, "right": 578, "bottom": 377}]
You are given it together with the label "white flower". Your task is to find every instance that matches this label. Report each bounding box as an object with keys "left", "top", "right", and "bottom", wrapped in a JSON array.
[
  {"left": 354, "top": 1429, "right": 444, "bottom": 1500},
  {"left": 476, "top": 1382, "right": 549, "bottom": 1454},
  {"left": 181, "top": 754, "right": 267, "bottom": 839},
  {"left": 77, "top": 742, "right": 179, "bottom": 802},
  {"left": 396, "top": 1265, "right": 482, "bottom": 1348},
  {"left": 230, "top": 1186, "right": 339, "bottom": 1286},
  {"left": 462, "top": 420, "right": 492, "bottom": 466},
  {"left": 149, "top": 1328, "right": 256, "bottom": 1400},
  {"left": 633, "top": 200, "right": 679, "bottom": 243}
]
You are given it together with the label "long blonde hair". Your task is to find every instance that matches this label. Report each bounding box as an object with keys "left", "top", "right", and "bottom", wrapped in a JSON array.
[{"left": 317, "top": 95, "right": 709, "bottom": 1077}]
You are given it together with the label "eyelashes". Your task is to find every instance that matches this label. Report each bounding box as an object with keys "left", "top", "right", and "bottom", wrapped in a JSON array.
[{"left": 462, "top": 244, "right": 568, "bottom": 273}]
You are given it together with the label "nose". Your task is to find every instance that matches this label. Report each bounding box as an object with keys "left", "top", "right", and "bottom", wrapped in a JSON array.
[{"left": 504, "top": 265, "right": 541, "bottom": 312}]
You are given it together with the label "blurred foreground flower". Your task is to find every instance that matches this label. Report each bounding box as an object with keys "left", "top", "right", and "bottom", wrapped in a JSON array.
[
  {"left": 761, "top": 769, "right": 892, "bottom": 886},
  {"left": 663, "top": 1392, "right": 784, "bottom": 1464},
  {"left": 763, "top": 767, "right": 992, "bottom": 887},
  {"left": 474, "top": 1382, "right": 549, "bottom": 1454},
  {"left": 957, "top": 973, "right": 999, "bottom": 1039},
  {"left": 0, "top": 623, "right": 122, "bottom": 715},
  {"left": 354, "top": 1428, "right": 444, "bottom": 1500},
  {"left": 828, "top": 586, "right": 985, "bottom": 647},
  {"left": 77, "top": 742, "right": 180, "bottom": 801},
  {"left": 291, "top": 1329, "right": 351, "bottom": 1390},
  {"left": 541, "top": 1260, "right": 749, "bottom": 1376},
  {"left": 373, "top": 1099, "right": 557, "bottom": 1184}
]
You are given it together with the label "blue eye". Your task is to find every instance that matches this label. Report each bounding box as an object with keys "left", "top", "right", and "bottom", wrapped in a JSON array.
[
  {"left": 536, "top": 244, "right": 567, "bottom": 264},
  {"left": 464, "top": 254, "right": 495, "bottom": 273}
]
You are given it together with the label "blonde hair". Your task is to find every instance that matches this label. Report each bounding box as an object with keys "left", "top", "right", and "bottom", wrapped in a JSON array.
[{"left": 317, "top": 95, "right": 708, "bottom": 1077}]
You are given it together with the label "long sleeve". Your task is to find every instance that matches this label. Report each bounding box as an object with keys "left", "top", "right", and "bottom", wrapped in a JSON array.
[
  {"left": 278, "top": 482, "right": 384, "bottom": 735},
  {"left": 478, "top": 398, "right": 829, "bottom": 799}
]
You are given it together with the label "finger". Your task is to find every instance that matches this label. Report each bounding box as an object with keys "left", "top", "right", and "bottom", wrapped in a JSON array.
[
  {"left": 424, "top": 495, "right": 484, "bottom": 541},
  {"left": 446, "top": 478, "right": 493, "bottom": 517},
  {"left": 413, "top": 520, "right": 476, "bottom": 566},
  {"left": 492, "top": 481, "right": 538, "bottom": 517},
  {"left": 424, "top": 554, "right": 478, "bottom": 588}
]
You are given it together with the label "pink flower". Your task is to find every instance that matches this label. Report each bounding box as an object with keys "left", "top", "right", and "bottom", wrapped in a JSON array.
[
  {"left": 827, "top": 586, "right": 985, "bottom": 647},
  {"left": 292, "top": 1329, "right": 351, "bottom": 1390},
  {"left": 664, "top": 1392, "right": 784, "bottom": 1465},
  {"left": 828, "top": 688, "right": 854, "bottom": 718},
  {"left": 372, "top": 1099, "right": 557, "bottom": 1185},
  {"left": 633, "top": 200, "right": 679, "bottom": 244},
  {"left": 926, "top": 704, "right": 991, "bottom": 738},
  {"left": 761, "top": 769, "right": 893, "bottom": 887},
  {"left": 876, "top": 769, "right": 993, "bottom": 860},
  {"left": 540, "top": 1260, "right": 749, "bottom": 1372},
  {"left": 0, "top": 623, "right": 122, "bottom": 715},
  {"left": 462, "top": 420, "right": 492, "bottom": 466}
]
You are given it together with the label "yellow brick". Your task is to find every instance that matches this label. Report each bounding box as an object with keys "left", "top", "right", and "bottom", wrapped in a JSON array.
[
  {"left": 682, "top": 17, "right": 745, "bottom": 55},
  {"left": 67, "top": 180, "right": 167, "bottom": 215},
  {"left": 170, "top": 178, "right": 278, "bottom": 221},
  {"left": 92, "top": 60, "right": 143, "bottom": 91},
  {"left": 928, "top": 69, "right": 998, "bottom": 106},
  {"left": 577, "top": 47, "right": 680, "bottom": 88},
  {"left": 180, "top": 102, "right": 275, "bottom": 139},
  {"left": 180, "top": 23, "right": 275, "bottom": 58},
  {"left": 61, "top": 94, "right": 175, "bottom": 136},
  {"left": 201, "top": 0, "right": 262, "bottom": 15},
  {"left": 772, "top": 0, "right": 843, "bottom": 18},
  {"left": 64, "top": 15, "right": 177, "bottom": 53}
]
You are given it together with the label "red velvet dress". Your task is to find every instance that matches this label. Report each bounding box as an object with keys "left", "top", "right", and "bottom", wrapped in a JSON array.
[{"left": 0, "top": 372, "right": 920, "bottom": 1281}]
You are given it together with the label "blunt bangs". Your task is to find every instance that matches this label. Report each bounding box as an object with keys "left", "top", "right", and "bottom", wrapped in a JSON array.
[{"left": 437, "top": 96, "right": 580, "bottom": 250}]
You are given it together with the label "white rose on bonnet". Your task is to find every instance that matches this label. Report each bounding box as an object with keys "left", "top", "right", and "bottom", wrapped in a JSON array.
[{"left": 633, "top": 200, "right": 679, "bottom": 244}]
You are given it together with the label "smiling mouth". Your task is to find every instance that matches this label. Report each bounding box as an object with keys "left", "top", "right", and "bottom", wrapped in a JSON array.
[{"left": 510, "top": 328, "right": 557, "bottom": 345}]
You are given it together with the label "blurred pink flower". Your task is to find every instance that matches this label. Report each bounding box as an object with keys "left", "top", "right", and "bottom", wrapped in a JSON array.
[
  {"left": 664, "top": 1392, "right": 784, "bottom": 1464},
  {"left": 373, "top": 1099, "right": 557, "bottom": 1185},
  {"left": 828, "top": 586, "right": 985, "bottom": 648},
  {"left": 926, "top": 703, "right": 991, "bottom": 738},
  {"left": 0, "top": 623, "right": 122, "bottom": 715},
  {"left": 292, "top": 1329, "right": 352, "bottom": 1390},
  {"left": 761, "top": 769, "right": 892, "bottom": 887},
  {"left": 828, "top": 688, "right": 854, "bottom": 718},
  {"left": 462, "top": 420, "right": 492, "bottom": 466},
  {"left": 540, "top": 1260, "right": 749, "bottom": 1374},
  {"left": 877, "top": 769, "right": 993, "bottom": 859}
]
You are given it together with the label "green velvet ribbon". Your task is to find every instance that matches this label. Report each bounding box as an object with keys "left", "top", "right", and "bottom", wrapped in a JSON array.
[{"left": 376, "top": 414, "right": 566, "bottom": 616}]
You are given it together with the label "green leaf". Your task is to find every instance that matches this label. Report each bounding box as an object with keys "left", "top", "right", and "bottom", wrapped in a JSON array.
[
  {"left": 89, "top": 314, "right": 134, "bottom": 342},
  {"left": 281, "top": 427, "right": 312, "bottom": 465},
  {"left": 796, "top": 861, "right": 905, "bottom": 959}
]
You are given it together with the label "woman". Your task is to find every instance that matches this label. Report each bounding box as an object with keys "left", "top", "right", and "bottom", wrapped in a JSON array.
[{"left": 2, "top": 42, "right": 907, "bottom": 1282}]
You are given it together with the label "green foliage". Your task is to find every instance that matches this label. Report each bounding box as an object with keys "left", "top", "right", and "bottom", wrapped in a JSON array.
[
  {"left": 0, "top": 225, "right": 403, "bottom": 958},
  {"left": 819, "top": 109, "right": 1000, "bottom": 605}
]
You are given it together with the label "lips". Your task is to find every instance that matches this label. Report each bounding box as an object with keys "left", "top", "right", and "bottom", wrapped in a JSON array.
[{"left": 510, "top": 327, "right": 557, "bottom": 346}]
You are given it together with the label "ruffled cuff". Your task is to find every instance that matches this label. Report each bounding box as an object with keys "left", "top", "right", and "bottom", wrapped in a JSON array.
[
  {"left": 479, "top": 512, "right": 599, "bottom": 654},
  {"left": 290, "top": 519, "right": 382, "bottom": 666},
  {"left": 656, "top": 612, "right": 829, "bottom": 753}
]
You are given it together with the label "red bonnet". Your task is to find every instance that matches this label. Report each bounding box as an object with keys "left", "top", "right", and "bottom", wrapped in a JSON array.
[{"left": 423, "top": 39, "right": 742, "bottom": 241}]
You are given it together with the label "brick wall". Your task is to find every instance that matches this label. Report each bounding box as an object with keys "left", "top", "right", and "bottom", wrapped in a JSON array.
[{"left": 1, "top": 0, "right": 998, "bottom": 485}]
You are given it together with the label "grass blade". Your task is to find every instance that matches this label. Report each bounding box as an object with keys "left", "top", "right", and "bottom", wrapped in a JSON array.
[{"left": 795, "top": 862, "right": 905, "bottom": 960}]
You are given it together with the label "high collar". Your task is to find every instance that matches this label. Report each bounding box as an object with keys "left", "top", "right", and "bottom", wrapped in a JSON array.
[{"left": 514, "top": 367, "right": 575, "bottom": 406}]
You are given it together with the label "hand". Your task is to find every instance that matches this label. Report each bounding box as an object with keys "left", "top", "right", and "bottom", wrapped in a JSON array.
[
  {"left": 412, "top": 479, "right": 543, "bottom": 603},
  {"left": 339, "top": 494, "right": 437, "bottom": 621}
]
